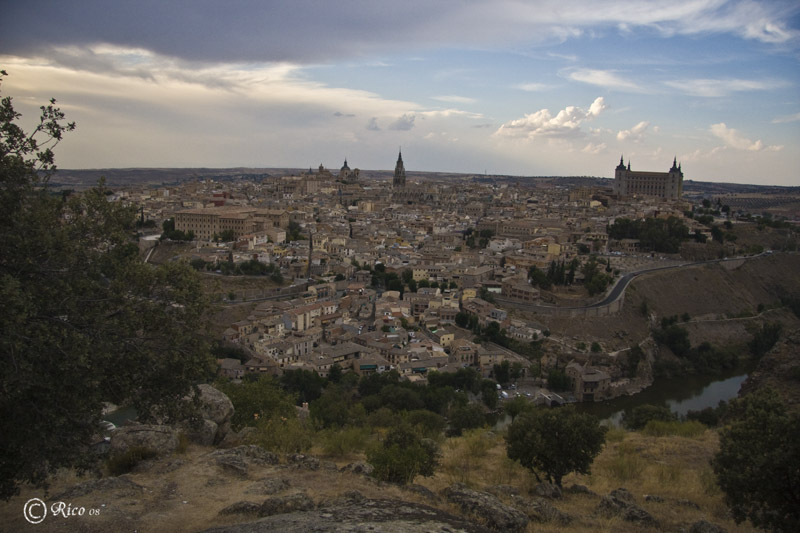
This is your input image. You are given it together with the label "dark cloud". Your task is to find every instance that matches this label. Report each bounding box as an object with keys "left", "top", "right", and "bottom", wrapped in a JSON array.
[
  {"left": 0, "top": 1, "right": 457, "bottom": 64},
  {"left": 333, "top": 111, "right": 355, "bottom": 117},
  {"left": 366, "top": 117, "right": 380, "bottom": 131}
]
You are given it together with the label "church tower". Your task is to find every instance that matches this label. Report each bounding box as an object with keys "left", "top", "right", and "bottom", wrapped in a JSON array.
[{"left": 392, "top": 150, "right": 406, "bottom": 188}]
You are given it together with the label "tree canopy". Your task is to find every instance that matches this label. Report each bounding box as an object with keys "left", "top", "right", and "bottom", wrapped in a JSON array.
[
  {"left": 712, "top": 389, "right": 800, "bottom": 531},
  {"left": 0, "top": 72, "right": 215, "bottom": 499},
  {"left": 506, "top": 407, "right": 606, "bottom": 487}
]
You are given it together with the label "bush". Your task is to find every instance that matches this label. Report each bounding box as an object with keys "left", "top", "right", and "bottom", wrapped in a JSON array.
[
  {"left": 367, "top": 424, "right": 439, "bottom": 484},
  {"left": 319, "top": 426, "right": 373, "bottom": 456},
  {"left": 622, "top": 404, "right": 677, "bottom": 430},
  {"left": 251, "top": 417, "right": 313, "bottom": 454},
  {"left": 105, "top": 446, "right": 158, "bottom": 476}
]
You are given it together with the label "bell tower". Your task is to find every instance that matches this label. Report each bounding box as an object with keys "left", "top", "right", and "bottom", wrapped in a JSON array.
[{"left": 392, "top": 150, "right": 406, "bottom": 188}]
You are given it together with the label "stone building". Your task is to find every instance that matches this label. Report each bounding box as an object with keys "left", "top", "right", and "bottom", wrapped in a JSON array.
[{"left": 613, "top": 156, "right": 683, "bottom": 200}]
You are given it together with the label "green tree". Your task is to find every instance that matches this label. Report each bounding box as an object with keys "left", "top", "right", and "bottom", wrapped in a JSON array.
[
  {"left": 493, "top": 360, "right": 511, "bottom": 385},
  {"left": 506, "top": 408, "right": 607, "bottom": 487},
  {"left": 0, "top": 74, "right": 215, "bottom": 499},
  {"left": 216, "top": 375, "right": 296, "bottom": 430},
  {"left": 367, "top": 423, "right": 440, "bottom": 484},
  {"left": 712, "top": 389, "right": 800, "bottom": 531},
  {"left": 504, "top": 395, "right": 531, "bottom": 423}
]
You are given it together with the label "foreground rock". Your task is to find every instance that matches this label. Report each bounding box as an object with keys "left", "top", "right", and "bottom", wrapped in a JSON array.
[
  {"left": 203, "top": 497, "right": 493, "bottom": 533},
  {"left": 596, "top": 488, "right": 659, "bottom": 528},
  {"left": 183, "top": 384, "right": 235, "bottom": 445},
  {"left": 110, "top": 424, "right": 179, "bottom": 457},
  {"left": 443, "top": 483, "right": 529, "bottom": 532}
]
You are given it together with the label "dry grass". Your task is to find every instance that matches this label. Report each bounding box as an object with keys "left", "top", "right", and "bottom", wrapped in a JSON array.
[{"left": 0, "top": 429, "right": 760, "bottom": 533}]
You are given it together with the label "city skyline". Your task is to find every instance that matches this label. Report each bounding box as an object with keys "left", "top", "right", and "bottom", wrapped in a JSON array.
[{"left": 2, "top": 0, "right": 799, "bottom": 186}]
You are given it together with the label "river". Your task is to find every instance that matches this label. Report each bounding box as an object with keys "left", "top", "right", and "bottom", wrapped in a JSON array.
[{"left": 575, "top": 363, "right": 753, "bottom": 425}]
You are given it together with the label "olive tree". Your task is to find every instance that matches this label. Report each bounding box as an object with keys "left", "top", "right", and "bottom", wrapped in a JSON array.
[{"left": 506, "top": 407, "right": 606, "bottom": 487}]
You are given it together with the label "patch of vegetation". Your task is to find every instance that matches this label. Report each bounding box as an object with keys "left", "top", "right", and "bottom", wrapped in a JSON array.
[
  {"left": 607, "top": 216, "right": 690, "bottom": 253},
  {"left": 642, "top": 419, "right": 706, "bottom": 438},
  {"left": 622, "top": 404, "right": 676, "bottom": 430},
  {"left": 105, "top": 446, "right": 159, "bottom": 476}
]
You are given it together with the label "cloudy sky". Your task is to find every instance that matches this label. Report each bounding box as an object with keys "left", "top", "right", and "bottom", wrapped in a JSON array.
[{"left": 2, "top": 0, "right": 799, "bottom": 185}]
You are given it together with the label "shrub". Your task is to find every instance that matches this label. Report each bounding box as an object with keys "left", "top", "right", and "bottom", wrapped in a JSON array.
[
  {"left": 622, "top": 404, "right": 677, "bottom": 430},
  {"left": 320, "top": 426, "right": 372, "bottom": 456},
  {"left": 251, "top": 417, "right": 313, "bottom": 454},
  {"left": 367, "top": 424, "right": 439, "bottom": 484}
]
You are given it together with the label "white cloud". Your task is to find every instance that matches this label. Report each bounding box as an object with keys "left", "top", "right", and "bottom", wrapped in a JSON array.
[
  {"left": 366, "top": 117, "right": 380, "bottom": 131},
  {"left": 772, "top": 112, "right": 800, "bottom": 124},
  {"left": 710, "top": 123, "right": 783, "bottom": 151},
  {"left": 665, "top": 78, "right": 784, "bottom": 97},
  {"left": 568, "top": 69, "right": 643, "bottom": 92},
  {"left": 617, "top": 121, "right": 651, "bottom": 142},
  {"left": 431, "top": 95, "right": 476, "bottom": 104},
  {"left": 514, "top": 82, "right": 551, "bottom": 92},
  {"left": 494, "top": 97, "right": 607, "bottom": 140},
  {"left": 582, "top": 142, "right": 607, "bottom": 154}
]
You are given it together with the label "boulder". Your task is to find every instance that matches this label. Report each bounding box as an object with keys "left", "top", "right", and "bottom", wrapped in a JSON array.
[
  {"left": 286, "top": 453, "right": 319, "bottom": 470},
  {"left": 219, "top": 501, "right": 261, "bottom": 516},
  {"left": 110, "top": 424, "right": 179, "bottom": 457},
  {"left": 523, "top": 497, "right": 572, "bottom": 525},
  {"left": 245, "top": 478, "right": 290, "bottom": 496},
  {"left": 184, "top": 384, "right": 235, "bottom": 445},
  {"left": 443, "top": 483, "right": 529, "bottom": 533},
  {"left": 259, "top": 493, "right": 315, "bottom": 517},
  {"left": 340, "top": 461, "right": 374, "bottom": 476},
  {"left": 596, "top": 488, "right": 658, "bottom": 529},
  {"left": 532, "top": 482, "right": 562, "bottom": 499},
  {"left": 211, "top": 445, "right": 279, "bottom": 478}
]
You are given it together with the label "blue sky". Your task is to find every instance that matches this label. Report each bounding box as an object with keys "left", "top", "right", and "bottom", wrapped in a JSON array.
[{"left": 2, "top": 0, "right": 798, "bottom": 185}]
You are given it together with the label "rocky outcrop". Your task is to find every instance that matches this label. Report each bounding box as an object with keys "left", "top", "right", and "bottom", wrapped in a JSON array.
[
  {"left": 258, "top": 493, "right": 315, "bottom": 517},
  {"left": 110, "top": 424, "right": 179, "bottom": 457},
  {"left": 203, "top": 497, "right": 493, "bottom": 533},
  {"left": 596, "top": 488, "right": 659, "bottom": 528},
  {"left": 443, "top": 483, "right": 529, "bottom": 533},
  {"left": 183, "top": 384, "right": 235, "bottom": 445},
  {"left": 210, "top": 445, "right": 279, "bottom": 478}
]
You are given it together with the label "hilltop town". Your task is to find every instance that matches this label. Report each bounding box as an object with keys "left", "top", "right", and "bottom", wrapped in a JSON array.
[{"left": 83, "top": 154, "right": 798, "bottom": 404}]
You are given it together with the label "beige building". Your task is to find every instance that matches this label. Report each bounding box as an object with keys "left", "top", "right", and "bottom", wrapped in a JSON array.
[
  {"left": 613, "top": 157, "right": 683, "bottom": 200},
  {"left": 175, "top": 207, "right": 289, "bottom": 241}
]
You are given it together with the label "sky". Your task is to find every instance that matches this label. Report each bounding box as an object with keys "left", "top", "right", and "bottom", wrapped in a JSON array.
[{"left": 2, "top": 0, "right": 799, "bottom": 186}]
